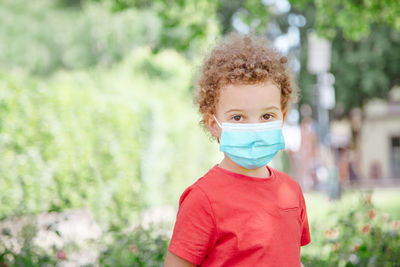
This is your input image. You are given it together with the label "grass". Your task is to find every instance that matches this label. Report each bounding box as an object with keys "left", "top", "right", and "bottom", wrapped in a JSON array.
[{"left": 304, "top": 188, "right": 400, "bottom": 226}]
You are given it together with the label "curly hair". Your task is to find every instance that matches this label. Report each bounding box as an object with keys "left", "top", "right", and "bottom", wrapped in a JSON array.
[{"left": 194, "top": 33, "right": 298, "bottom": 127}]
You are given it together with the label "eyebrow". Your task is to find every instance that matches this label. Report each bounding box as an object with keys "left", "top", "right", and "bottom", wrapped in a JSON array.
[{"left": 224, "top": 106, "right": 280, "bottom": 114}]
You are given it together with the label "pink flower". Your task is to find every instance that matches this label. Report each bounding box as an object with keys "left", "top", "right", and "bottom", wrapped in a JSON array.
[
  {"left": 391, "top": 220, "right": 400, "bottom": 230},
  {"left": 331, "top": 228, "right": 339, "bottom": 239},
  {"left": 324, "top": 228, "right": 339, "bottom": 240},
  {"left": 361, "top": 224, "right": 371, "bottom": 234},
  {"left": 129, "top": 245, "right": 139, "bottom": 254},
  {"left": 368, "top": 209, "right": 376, "bottom": 219},
  {"left": 364, "top": 193, "right": 373, "bottom": 205},
  {"left": 57, "top": 250, "right": 67, "bottom": 260},
  {"left": 324, "top": 229, "right": 331, "bottom": 239},
  {"left": 382, "top": 213, "right": 390, "bottom": 222},
  {"left": 352, "top": 244, "right": 360, "bottom": 252},
  {"left": 333, "top": 242, "right": 340, "bottom": 251}
]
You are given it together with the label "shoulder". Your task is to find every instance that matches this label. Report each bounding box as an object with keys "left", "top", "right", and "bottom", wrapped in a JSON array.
[
  {"left": 271, "top": 167, "right": 303, "bottom": 194},
  {"left": 176, "top": 180, "right": 217, "bottom": 229},
  {"left": 178, "top": 167, "right": 219, "bottom": 204},
  {"left": 178, "top": 166, "right": 229, "bottom": 206},
  {"left": 191, "top": 165, "right": 227, "bottom": 188},
  {"left": 178, "top": 184, "right": 209, "bottom": 207}
]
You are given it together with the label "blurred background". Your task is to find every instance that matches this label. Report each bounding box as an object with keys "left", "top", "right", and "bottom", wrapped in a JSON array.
[{"left": 0, "top": 0, "right": 399, "bottom": 266}]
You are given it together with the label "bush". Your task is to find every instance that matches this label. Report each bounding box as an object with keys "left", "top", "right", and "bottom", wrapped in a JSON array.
[
  {"left": 0, "top": 214, "right": 170, "bottom": 266},
  {"left": 0, "top": 48, "right": 219, "bottom": 227},
  {"left": 0, "top": 0, "right": 161, "bottom": 75},
  {"left": 301, "top": 191, "right": 400, "bottom": 267},
  {"left": 98, "top": 223, "right": 170, "bottom": 267},
  {"left": 0, "top": 218, "right": 58, "bottom": 267}
]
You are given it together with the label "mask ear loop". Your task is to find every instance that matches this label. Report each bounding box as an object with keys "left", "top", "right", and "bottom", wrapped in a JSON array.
[
  {"left": 213, "top": 115, "right": 222, "bottom": 128},
  {"left": 212, "top": 115, "right": 222, "bottom": 143}
]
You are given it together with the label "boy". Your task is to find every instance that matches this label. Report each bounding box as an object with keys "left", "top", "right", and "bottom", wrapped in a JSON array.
[{"left": 165, "top": 33, "right": 311, "bottom": 267}]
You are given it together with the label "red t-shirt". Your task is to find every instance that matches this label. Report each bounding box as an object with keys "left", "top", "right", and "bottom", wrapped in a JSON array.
[{"left": 168, "top": 164, "right": 311, "bottom": 266}]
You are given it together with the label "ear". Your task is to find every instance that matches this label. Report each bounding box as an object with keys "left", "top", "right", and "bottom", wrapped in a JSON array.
[
  {"left": 282, "top": 110, "right": 287, "bottom": 121},
  {"left": 204, "top": 113, "right": 221, "bottom": 139}
]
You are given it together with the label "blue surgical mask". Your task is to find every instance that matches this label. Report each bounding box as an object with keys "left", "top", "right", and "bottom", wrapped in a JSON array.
[{"left": 214, "top": 115, "right": 285, "bottom": 169}]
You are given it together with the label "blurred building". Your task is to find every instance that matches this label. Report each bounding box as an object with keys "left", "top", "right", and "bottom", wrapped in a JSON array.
[{"left": 359, "top": 86, "right": 400, "bottom": 186}]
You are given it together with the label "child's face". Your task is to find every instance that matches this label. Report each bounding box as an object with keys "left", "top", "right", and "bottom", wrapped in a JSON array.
[{"left": 206, "top": 80, "right": 285, "bottom": 139}]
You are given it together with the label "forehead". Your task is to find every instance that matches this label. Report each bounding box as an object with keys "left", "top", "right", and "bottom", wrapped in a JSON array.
[{"left": 217, "top": 81, "right": 281, "bottom": 112}]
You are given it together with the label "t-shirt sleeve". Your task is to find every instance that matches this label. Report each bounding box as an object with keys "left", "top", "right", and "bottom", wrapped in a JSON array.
[
  {"left": 168, "top": 184, "right": 217, "bottom": 265},
  {"left": 299, "top": 191, "right": 311, "bottom": 246}
]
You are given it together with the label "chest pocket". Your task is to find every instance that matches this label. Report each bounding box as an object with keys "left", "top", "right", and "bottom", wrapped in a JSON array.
[
  {"left": 276, "top": 205, "right": 302, "bottom": 241},
  {"left": 277, "top": 206, "right": 301, "bottom": 218}
]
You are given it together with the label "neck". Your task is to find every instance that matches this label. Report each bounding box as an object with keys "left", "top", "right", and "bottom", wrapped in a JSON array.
[{"left": 219, "top": 155, "right": 271, "bottom": 178}]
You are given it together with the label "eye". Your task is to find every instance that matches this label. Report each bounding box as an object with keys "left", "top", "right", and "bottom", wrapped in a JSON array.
[
  {"left": 262, "top": 113, "right": 273, "bottom": 121},
  {"left": 232, "top": 115, "right": 243, "bottom": 122}
]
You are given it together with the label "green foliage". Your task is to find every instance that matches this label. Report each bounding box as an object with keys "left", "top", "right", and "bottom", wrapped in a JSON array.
[
  {"left": 0, "top": 219, "right": 58, "bottom": 266},
  {"left": 0, "top": 0, "right": 162, "bottom": 75},
  {"left": 330, "top": 25, "right": 400, "bottom": 111},
  {"left": 98, "top": 223, "right": 169, "bottom": 267},
  {"left": 0, "top": 216, "right": 169, "bottom": 266},
  {"left": 0, "top": 47, "right": 219, "bottom": 227},
  {"left": 290, "top": 0, "right": 400, "bottom": 40},
  {"left": 216, "top": 0, "right": 271, "bottom": 34},
  {"left": 298, "top": 21, "right": 400, "bottom": 113},
  {"left": 91, "top": 0, "right": 220, "bottom": 56},
  {"left": 301, "top": 191, "right": 400, "bottom": 266}
]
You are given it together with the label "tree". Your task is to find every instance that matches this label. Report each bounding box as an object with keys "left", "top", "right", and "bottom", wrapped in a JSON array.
[
  {"left": 224, "top": 0, "right": 400, "bottom": 113},
  {"left": 290, "top": 0, "right": 400, "bottom": 41},
  {"left": 90, "top": 0, "right": 221, "bottom": 56},
  {"left": 295, "top": 4, "right": 400, "bottom": 114}
]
